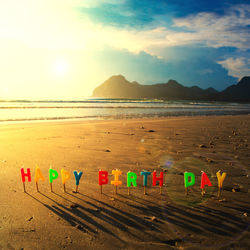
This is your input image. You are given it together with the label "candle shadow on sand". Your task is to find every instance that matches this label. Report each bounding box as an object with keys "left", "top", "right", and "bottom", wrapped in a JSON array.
[
  {"left": 25, "top": 192, "right": 125, "bottom": 244},
  {"left": 75, "top": 192, "right": 249, "bottom": 247},
  {"left": 67, "top": 192, "right": 164, "bottom": 242},
  {"left": 25, "top": 190, "right": 249, "bottom": 248}
]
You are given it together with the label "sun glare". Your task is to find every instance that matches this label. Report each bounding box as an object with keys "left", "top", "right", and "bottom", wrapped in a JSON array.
[{"left": 53, "top": 59, "right": 70, "bottom": 76}]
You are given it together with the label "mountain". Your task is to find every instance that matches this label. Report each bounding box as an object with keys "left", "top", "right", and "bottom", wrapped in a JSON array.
[
  {"left": 217, "top": 76, "right": 250, "bottom": 102},
  {"left": 92, "top": 75, "right": 250, "bottom": 102}
]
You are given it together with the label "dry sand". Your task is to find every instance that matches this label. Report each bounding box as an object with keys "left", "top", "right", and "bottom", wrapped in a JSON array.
[{"left": 0, "top": 115, "right": 249, "bottom": 249}]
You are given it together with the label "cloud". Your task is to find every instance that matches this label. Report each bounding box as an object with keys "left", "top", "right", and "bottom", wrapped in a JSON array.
[
  {"left": 1, "top": 1, "right": 249, "bottom": 56},
  {"left": 172, "top": 4, "right": 250, "bottom": 49},
  {"left": 198, "top": 69, "right": 213, "bottom": 75},
  {"left": 78, "top": 0, "right": 249, "bottom": 27},
  {"left": 67, "top": 0, "right": 125, "bottom": 8},
  {"left": 217, "top": 57, "right": 250, "bottom": 79},
  {"left": 73, "top": 4, "right": 250, "bottom": 60},
  {"left": 78, "top": 1, "right": 154, "bottom": 28}
]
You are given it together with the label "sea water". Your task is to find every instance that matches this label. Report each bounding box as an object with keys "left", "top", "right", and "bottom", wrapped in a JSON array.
[{"left": 0, "top": 98, "right": 250, "bottom": 123}]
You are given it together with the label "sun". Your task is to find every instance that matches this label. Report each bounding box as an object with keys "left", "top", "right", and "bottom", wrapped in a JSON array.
[{"left": 52, "top": 59, "right": 70, "bottom": 76}]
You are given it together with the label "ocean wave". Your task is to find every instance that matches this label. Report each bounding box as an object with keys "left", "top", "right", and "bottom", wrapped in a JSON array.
[
  {"left": 0, "top": 110, "right": 249, "bottom": 123},
  {"left": 0, "top": 105, "right": 249, "bottom": 109},
  {"left": 0, "top": 99, "right": 249, "bottom": 123}
]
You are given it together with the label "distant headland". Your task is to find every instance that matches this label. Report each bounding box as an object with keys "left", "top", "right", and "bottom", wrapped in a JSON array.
[{"left": 92, "top": 75, "right": 250, "bottom": 102}]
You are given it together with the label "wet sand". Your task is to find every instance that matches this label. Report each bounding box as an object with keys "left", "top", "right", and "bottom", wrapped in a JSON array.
[{"left": 0, "top": 115, "right": 249, "bottom": 249}]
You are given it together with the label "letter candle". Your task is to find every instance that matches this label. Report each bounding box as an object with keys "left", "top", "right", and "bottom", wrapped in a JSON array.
[
  {"left": 200, "top": 171, "right": 212, "bottom": 196},
  {"left": 152, "top": 170, "right": 164, "bottom": 194},
  {"left": 61, "top": 169, "right": 70, "bottom": 192},
  {"left": 184, "top": 172, "right": 195, "bottom": 195},
  {"left": 216, "top": 170, "right": 227, "bottom": 197},
  {"left": 34, "top": 166, "right": 45, "bottom": 192},
  {"left": 140, "top": 171, "right": 151, "bottom": 195},
  {"left": 98, "top": 170, "right": 109, "bottom": 194},
  {"left": 21, "top": 168, "right": 31, "bottom": 192},
  {"left": 49, "top": 168, "right": 58, "bottom": 192},
  {"left": 127, "top": 171, "right": 137, "bottom": 195},
  {"left": 111, "top": 169, "right": 122, "bottom": 194},
  {"left": 73, "top": 171, "right": 83, "bottom": 193},
  {"left": 18, "top": 167, "right": 231, "bottom": 198}
]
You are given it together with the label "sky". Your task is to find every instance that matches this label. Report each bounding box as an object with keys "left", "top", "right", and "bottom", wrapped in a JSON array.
[{"left": 0, "top": 0, "right": 249, "bottom": 99}]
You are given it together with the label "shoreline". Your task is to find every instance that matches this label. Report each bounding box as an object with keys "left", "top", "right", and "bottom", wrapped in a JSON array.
[{"left": 0, "top": 112, "right": 249, "bottom": 126}]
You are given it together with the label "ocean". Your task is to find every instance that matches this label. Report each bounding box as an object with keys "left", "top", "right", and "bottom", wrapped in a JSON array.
[{"left": 0, "top": 99, "right": 250, "bottom": 123}]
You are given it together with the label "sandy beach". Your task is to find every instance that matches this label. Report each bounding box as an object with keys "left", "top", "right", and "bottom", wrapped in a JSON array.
[{"left": 0, "top": 115, "right": 250, "bottom": 249}]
